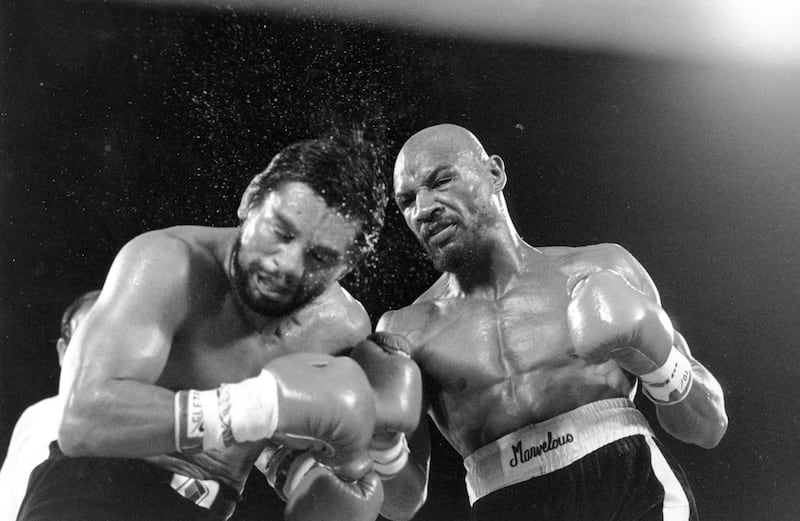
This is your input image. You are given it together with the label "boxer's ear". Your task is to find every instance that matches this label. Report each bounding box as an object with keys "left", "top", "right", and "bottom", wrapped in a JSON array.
[
  {"left": 237, "top": 179, "right": 258, "bottom": 221},
  {"left": 238, "top": 170, "right": 270, "bottom": 221},
  {"left": 487, "top": 154, "right": 507, "bottom": 192},
  {"left": 56, "top": 337, "right": 68, "bottom": 366}
]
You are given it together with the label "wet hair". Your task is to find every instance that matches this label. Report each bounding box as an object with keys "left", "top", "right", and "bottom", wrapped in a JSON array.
[
  {"left": 59, "top": 289, "right": 100, "bottom": 345},
  {"left": 239, "top": 132, "right": 388, "bottom": 265}
]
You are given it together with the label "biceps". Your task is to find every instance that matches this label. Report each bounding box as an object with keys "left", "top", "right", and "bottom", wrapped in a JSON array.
[{"left": 63, "top": 301, "right": 174, "bottom": 392}]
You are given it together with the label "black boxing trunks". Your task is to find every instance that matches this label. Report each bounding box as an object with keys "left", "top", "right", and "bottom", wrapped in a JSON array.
[
  {"left": 17, "top": 442, "right": 240, "bottom": 521},
  {"left": 466, "top": 399, "right": 697, "bottom": 521}
]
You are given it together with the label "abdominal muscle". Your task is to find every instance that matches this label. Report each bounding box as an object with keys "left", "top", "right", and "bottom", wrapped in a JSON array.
[
  {"left": 431, "top": 358, "right": 634, "bottom": 457},
  {"left": 392, "top": 245, "right": 641, "bottom": 458},
  {"left": 415, "top": 295, "right": 636, "bottom": 458}
]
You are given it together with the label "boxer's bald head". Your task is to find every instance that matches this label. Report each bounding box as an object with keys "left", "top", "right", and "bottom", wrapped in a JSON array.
[
  {"left": 394, "top": 124, "right": 490, "bottom": 183},
  {"left": 393, "top": 124, "right": 515, "bottom": 273}
]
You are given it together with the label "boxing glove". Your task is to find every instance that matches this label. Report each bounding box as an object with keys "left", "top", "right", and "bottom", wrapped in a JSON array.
[
  {"left": 567, "top": 269, "right": 693, "bottom": 404},
  {"left": 265, "top": 445, "right": 384, "bottom": 521},
  {"left": 175, "top": 353, "right": 375, "bottom": 480},
  {"left": 349, "top": 333, "right": 422, "bottom": 478}
]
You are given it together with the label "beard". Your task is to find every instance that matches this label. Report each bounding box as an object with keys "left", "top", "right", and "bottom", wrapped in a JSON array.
[
  {"left": 230, "top": 237, "right": 325, "bottom": 317},
  {"left": 425, "top": 239, "right": 473, "bottom": 273},
  {"left": 424, "top": 207, "right": 497, "bottom": 273}
]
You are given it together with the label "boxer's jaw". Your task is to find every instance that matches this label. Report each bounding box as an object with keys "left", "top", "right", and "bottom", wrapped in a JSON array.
[{"left": 230, "top": 234, "right": 322, "bottom": 318}]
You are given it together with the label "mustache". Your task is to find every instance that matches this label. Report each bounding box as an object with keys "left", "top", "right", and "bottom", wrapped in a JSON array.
[
  {"left": 256, "top": 271, "right": 296, "bottom": 294},
  {"left": 420, "top": 217, "right": 456, "bottom": 243}
]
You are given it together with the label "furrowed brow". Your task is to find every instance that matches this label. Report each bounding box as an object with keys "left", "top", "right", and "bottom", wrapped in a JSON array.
[
  {"left": 395, "top": 165, "right": 451, "bottom": 206},
  {"left": 395, "top": 188, "right": 413, "bottom": 207},
  {"left": 425, "top": 165, "right": 452, "bottom": 186},
  {"left": 272, "top": 211, "right": 299, "bottom": 234}
]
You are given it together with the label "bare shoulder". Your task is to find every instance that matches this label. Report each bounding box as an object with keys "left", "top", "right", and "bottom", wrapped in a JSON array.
[
  {"left": 539, "top": 242, "right": 628, "bottom": 264},
  {"left": 112, "top": 229, "right": 194, "bottom": 289},
  {"left": 542, "top": 243, "right": 658, "bottom": 300},
  {"left": 378, "top": 303, "right": 431, "bottom": 334},
  {"left": 323, "top": 283, "right": 372, "bottom": 336},
  {"left": 282, "top": 283, "right": 372, "bottom": 353},
  {"left": 122, "top": 225, "right": 232, "bottom": 269},
  {"left": 376, "top": 276, "right": 448, "bottom": 353},
  {"left": 104, "top": 226, "right": 233, "bottom": 316}
]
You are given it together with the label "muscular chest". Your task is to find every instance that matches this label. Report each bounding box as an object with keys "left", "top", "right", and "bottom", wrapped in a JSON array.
[{"left": 419, "top": 281, "right": 573, "bottom": 391}]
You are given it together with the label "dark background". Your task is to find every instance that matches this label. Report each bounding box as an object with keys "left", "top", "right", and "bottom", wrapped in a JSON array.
[{"left": 2, "top": 1, "right": 799, "bottom": 520}]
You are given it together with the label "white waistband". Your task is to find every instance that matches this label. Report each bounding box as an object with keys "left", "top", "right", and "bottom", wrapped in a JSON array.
[{"left": 463, "top": 398, "right": 653, "bottom": 505}]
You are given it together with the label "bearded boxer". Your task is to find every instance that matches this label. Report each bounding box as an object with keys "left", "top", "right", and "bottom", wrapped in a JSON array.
[
  {"left": 377, "top": 124, "right": 728, "bottom": 521},
  {"left": 17, "top": 133, "right": 390, "bottom": 521}
]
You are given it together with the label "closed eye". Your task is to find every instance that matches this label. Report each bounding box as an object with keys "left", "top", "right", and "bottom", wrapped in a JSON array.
[
  {"left": 273, "top": 225, "right": 294, "bottom": 241},
  {"left": 270, "top": 211, "right": 299, "bottom": 242},
  {"left": 396, "top": 195, "right": 413, "bottom": 211},
  {"left": 307, "top": 246, "right": 339, "bottom": 267},
  {"left": 433, "top": 176, "right": 451, "bottom": 188}
]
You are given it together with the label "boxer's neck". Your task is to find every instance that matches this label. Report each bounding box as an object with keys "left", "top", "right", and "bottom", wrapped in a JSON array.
[{"left": 449, "top": 228, "right": 541, "bottom": 298}]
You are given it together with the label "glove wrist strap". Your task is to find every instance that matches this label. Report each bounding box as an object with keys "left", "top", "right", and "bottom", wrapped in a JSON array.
[
  {"left": 640, "top": 346, "right": 694, "bottom": 405},
  {"left": 370, "top": 433, "right": 409, "bottom": 478},
  {"left": 222, "top": 369, "right": 279, "bottom": 442},
  {"left": 174, "top": 389, "right": 224, "bottom": 453},
  {"left": 175, "top": 369, "right": 279, "bottom": 452},
  {"left": 265, "top": 447, "right": 317, "bottom": 501}
]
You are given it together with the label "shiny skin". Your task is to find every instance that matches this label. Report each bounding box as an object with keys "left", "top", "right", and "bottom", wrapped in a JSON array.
[
  {"left": 381, "top": 244, "right": 636, "bottom": 457},
  {"left": 58, "top": 181, "right": 371, "bottom": 492}
]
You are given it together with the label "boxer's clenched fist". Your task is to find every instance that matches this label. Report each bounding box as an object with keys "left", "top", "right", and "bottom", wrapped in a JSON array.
[
  {"left": 176, "top": 353, "right": 375, "bottom": 480},
  {"left": 567, "top": 269, "right": 693, "bottom": 404},
  {"left": 264, "top": 446, "right": 384, "bottom": 521},
  {"left": 350, "top": 332, "right": 422, "bottom": 479}
]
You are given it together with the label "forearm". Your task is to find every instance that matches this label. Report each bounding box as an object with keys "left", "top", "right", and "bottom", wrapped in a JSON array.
[
  {"left": 379, "top": 458, "right": 428, "bottom": 521},
  {"left": 568, "top": 262, "right": 729, "bottom": 448},
  {"left": 655, "top": 363, "right": 728, "bottom": 448},
  {"left": 60, "top": 378, "right": 176, "bottom": 457},
  {"left": 639, "top": 329, "right": 728, "bottom": 448}
]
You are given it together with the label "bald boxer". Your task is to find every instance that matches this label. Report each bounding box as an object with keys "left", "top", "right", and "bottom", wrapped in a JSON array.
[
  {"left": 0, "top": 290, "right": 99, "bottom": 521},
  {"left": 17, "top": 133, "right": 389, "bottom": 521},
  {"left": 377, "top": 124, "right": 728, "bottom": 521}
]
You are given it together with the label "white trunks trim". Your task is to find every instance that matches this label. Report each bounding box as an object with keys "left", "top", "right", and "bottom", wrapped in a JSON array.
[{"left": 463, "top": 398, "right": 653, "bottom": 505}]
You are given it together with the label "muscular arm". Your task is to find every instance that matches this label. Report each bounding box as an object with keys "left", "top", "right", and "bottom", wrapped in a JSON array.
[
  {"left": 612, "top": 245, "right": 728, "bottom": 448},
  {"left": 380, "top": 415, "right": 431, "bottom": 521},
  {"left": 281, "top": 284, "right": 373, "bottom": 354},
  {"left": 58, "top": 231, "right": 193, "bottom": 457},
  {"left": 375, "top": 311, "right": 430, "bottom": 521},
  {"left": 653, "top": 331, "right": 728, "bottom": 448}
]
